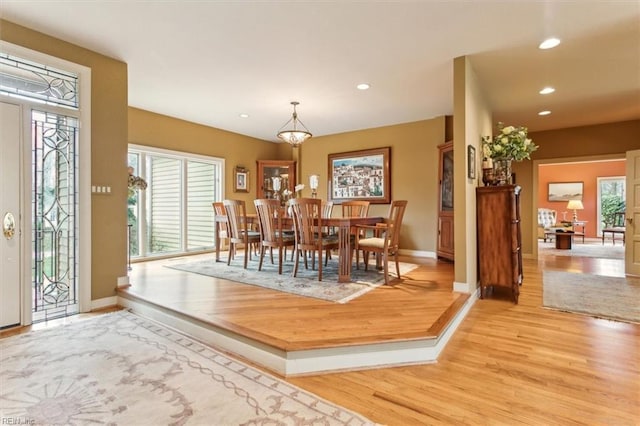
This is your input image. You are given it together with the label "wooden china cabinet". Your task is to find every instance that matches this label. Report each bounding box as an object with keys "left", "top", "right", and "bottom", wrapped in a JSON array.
[
  {"left": 476, "top": 184, "right": 523, "bottom": 304},
  {"left": 256, "top": 160, "right": 296, "bottom": 200},
  {"left": 437, "top": 141, "right": 454, "bottom": 261}
]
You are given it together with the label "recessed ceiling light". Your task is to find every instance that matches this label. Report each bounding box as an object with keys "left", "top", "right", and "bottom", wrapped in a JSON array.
[
  {"left": 539, "top": 87, "right": 555, "bottom": 95},
  {"left": 539, "top": 38, "right": 560, "bottom": 50},
  {"left": 356, "top": 83, "right": 370, "bottom": 90},
  {"left": 239, "top": 113, "right": 249, "bottom": 118},
  {"left": 538, "top": 110, "right": 552, "bottom": 116}
]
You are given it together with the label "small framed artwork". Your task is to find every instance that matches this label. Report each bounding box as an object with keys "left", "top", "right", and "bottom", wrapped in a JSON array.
[
  {"left": 548, "top": 181, "right": 583, "bottom": 201},
  {"left": 234, "top": 166, "right": 249, "bottom": 193},
  {"left": 467, "top": 145, "right": 476, "bottom": 179},
  {"left": 328, "top": 147, "right": 391, "bottom": 204}
]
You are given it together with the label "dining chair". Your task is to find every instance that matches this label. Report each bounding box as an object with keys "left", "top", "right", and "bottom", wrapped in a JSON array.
[
  {"left": 341, "top": 200, "right": 370, "bottom": 259},
  {"left": 321, "top": 200, "right": 334, "bottom": 233},
  {"left": 222, "top": 199, "right": 261, "bottom": 268},
  {"left": 212, "top": 202, "right": 229, "bottom": 251},
  {"left": 355, "top": 200, "right": 408, "bottom": 285},
  {"left": 254, "top": 199, "right": 296, "bottom": 274},
  {"left": 341, "top": 200, "right": 370, "bottom": 218},
  {"left": 289, "top": 198, "right": 339, "bottom": 281}
]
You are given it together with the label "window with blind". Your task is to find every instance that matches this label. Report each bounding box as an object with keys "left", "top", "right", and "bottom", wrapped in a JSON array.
[{"left": 128, "top": 145, "right": 224, "bottom": 259}]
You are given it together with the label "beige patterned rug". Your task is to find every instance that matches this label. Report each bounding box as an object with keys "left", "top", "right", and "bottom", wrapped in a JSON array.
[
  {"left": 538, "top": 239, "right": 624, "bottom": 259},
  {"left": 543, "top": 271, "right": 640, "bottom": 323},
  {"left": 166, "top": 256, "right": 418, "bottom": 303},
  {"left": 0, "top": 311, "right": 376, "bottom": 425}
]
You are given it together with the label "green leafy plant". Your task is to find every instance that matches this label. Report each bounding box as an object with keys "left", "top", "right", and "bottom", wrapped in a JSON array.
[
  {"left": 482, "top": 122, "right": 538, "bottom": 161},
  {"left": 601, "top": 194, "right": 625, "bottom": 227}
]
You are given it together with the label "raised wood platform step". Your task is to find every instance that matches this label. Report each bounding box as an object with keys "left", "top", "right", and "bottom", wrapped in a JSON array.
[{"left": 118, "top": 254, "right": 473, "bottom": 376}]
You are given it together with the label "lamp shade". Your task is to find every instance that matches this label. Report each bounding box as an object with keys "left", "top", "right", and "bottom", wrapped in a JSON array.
[
  {"left": 566, "top": 200, "right": 584, "bottom": 210},
  {"left": 309, "top": 174, "right": 319, "bottom": 189}
]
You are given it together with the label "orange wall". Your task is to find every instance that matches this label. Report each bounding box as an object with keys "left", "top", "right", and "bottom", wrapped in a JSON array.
[{"left": 538, "top": 160, "right": 625, "bottom": 237}]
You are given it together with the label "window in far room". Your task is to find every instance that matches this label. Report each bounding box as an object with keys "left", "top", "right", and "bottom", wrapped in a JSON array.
[
  {"left": 597, "top": 176, "right": 625, "bottom": 236},
  {"left": 128, "top": 145, "right": 224, "bottom": 259}
]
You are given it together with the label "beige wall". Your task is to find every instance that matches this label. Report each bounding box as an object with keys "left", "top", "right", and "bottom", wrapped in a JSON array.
[
  {"left": 130, "top": 111, "right": 448, "bottom": 253},
  {"left": 128, "top": 107, "right": 285, "bottom": 209},
  {"left": 297, "top": 118, "right": 447, "bottom": 253},
  {"left": 1, "top": 20, "right": 129, "bottom": 300},
  {"left": 454, "top": 56, "right": 493, "bottom": 291},
  {"left": 5, "top": 18, "right": 637, "bottom": 304}
]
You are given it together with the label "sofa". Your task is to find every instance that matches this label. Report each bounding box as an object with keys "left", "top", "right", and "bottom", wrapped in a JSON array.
[{"left": 538, "top": 208, "right": 558, "bottom": 241}]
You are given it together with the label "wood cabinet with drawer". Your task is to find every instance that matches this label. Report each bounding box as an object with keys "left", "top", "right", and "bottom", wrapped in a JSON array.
[{"left": 476, "top": 185, "right": 523, "bottom": 303}]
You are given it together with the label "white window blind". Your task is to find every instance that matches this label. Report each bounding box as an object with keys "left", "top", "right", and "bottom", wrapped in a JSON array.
[{"left": 128, "top": 145, "right": 224, "bottom": 259}]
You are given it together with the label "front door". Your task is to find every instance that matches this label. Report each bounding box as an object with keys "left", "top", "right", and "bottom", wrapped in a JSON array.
[
  {"left": 1, "top": 101, "right": 22, "bottom": 328},
  {"left": 625, "top": 149, "right": 640, "bottom": 276}
]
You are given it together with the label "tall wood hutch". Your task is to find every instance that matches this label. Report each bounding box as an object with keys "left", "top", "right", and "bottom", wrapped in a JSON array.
[
  {"left": 256, "top": 160, "right": 296, "bottom": 200},
  {"left": 476, "top": 185, "right": 523, "bottom": 303},
  {"left": 437, "top": 141, "right": 454, "bottom": 261}
]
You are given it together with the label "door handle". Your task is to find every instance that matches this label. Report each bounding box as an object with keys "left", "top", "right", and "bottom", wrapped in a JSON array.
[
  {"left": 3, "top": 212, "right": 16, "bottom": 240},
  {"left": 626, "top": 217, "right": 633, "bottom": 225}
]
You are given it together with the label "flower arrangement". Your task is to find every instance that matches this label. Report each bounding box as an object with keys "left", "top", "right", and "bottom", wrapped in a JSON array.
[
  {"left": 482, "top": 122, "right": 538, "bottom": 161},
  {"left": 128, "top": 166, "right": 147, "bottom": 197}
]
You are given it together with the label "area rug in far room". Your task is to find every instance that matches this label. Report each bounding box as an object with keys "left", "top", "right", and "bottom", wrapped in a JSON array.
[
  {"left": 165, "top": 256, "right": 418, "bottom": 304},
  {"left": 0, "top": 311, "right": 377, "bottom": 426},
  {"left": 543, "top": 270, "right": 640, "bottom": 323}
]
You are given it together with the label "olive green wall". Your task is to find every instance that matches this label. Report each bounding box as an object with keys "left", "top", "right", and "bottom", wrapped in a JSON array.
[
  {"left": 296, "top": 118, "right": 447, "bottom": 253},
  {"left": 128, "top": 107, "right": 286, "bottom": 209},
  {"left": 1, "top": 19, "right": 129, "bottom": 301}
]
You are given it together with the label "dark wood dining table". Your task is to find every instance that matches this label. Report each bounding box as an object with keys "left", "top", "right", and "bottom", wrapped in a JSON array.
[{"left": 214, "top": 213, "right": 383, "bottom": 283}]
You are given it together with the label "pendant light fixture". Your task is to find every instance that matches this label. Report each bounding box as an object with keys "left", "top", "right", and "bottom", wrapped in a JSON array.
[{"left": 277, "top": 101, "right": 312, "bottom": 146}]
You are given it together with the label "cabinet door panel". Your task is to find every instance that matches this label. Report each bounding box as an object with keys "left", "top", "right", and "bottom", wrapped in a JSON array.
[{"left": 256, "top": 160, "right": 296, "bottom": 200}]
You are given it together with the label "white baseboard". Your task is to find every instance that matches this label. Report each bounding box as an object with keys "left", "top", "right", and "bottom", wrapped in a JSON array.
[
  {"left": 91, "top": 295, "right": 118, "bottom": 311},
  {"left": 400, "top": 249, "right": 436, "bottom": 259},
  {"left": 118, "top": 293, "right": 475, "bottom": 377},
  {"left": 117, "top": 275, "right": 130, "bottom": 288}
]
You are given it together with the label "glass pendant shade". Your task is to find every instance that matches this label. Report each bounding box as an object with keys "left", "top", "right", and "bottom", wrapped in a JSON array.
[{"left": 277, "top": 101, "right": 312, "bottom": 146}]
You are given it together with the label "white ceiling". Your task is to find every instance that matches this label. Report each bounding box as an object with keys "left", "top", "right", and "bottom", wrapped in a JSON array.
[{"left": 1, "top": 1, "right": 639, "bottom": 142}]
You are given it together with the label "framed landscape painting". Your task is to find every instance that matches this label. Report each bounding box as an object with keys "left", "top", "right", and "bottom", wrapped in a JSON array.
[
  {"left": 548, "top": 181, "right": 583, "bottom": 201},
  {"left": 328, "top": 147, "right": 391, "bottom": 204}
]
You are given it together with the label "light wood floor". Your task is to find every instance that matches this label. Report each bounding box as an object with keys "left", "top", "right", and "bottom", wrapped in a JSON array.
[
  {"left": 3, "top": 247, "right": 638, "bottom": 425},
  {"left": 289, "top": 252, "right": 639, "bottom": 425},
  {"left": 120, "top": 253, "right": 465, "bottom": 351}
]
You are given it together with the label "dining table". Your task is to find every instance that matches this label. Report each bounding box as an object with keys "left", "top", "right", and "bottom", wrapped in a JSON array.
[{"left": 214, "top": 213, "right": 383, "bottom": 283}]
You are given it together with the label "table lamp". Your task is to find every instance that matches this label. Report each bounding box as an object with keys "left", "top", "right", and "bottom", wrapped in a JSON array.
[
  {"left": 309, "top": 174, "right": 319, "bottom": 198},
  {"left": 566, "top": 199, "right": 584, "bottom": 221}
]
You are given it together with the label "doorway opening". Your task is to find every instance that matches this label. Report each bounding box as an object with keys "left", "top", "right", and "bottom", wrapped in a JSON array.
[{"left": 536, "top": 158, "right": 626, "bottom": 261}]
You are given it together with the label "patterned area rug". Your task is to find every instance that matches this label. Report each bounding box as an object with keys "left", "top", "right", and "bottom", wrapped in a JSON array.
[
  {"left": 539, "top": 240, "right": 624, "bottom": 259},
  {"left": 165, "top": 255, "right": 418, "bottom": 304},
  {"left": 0, "top": 311, "right": 376, "bottom": 425},
  {"left": 543, "top": 270, "right": 640, "bottom": 323}
]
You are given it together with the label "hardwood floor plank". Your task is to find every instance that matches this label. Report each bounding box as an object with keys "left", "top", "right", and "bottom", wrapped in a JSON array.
[
  {"left": 4, "top": 247, "right": 638, "bottom": 425},
  {"left": 288, "top": 256, "right": 640, "bottom": 425}
]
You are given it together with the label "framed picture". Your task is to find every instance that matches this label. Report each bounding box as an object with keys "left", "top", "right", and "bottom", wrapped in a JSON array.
[
  {"left": 234, "top": 166, "right": 249, "bottom": 193},
  {"left": 467, "top": 145, "right": 476, "bottom": 179},
  {"left": 328, "top": 147, "right": 391, "bottom": 204},
  {"left": 548, "top": 181, "right": 583, "bottom": 201}
]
